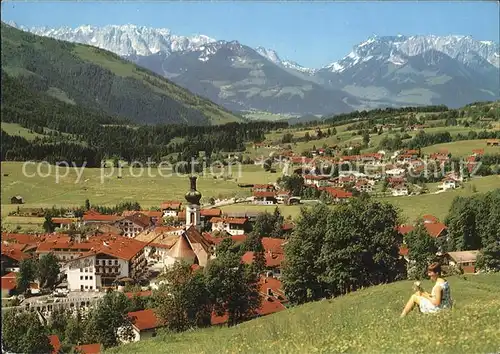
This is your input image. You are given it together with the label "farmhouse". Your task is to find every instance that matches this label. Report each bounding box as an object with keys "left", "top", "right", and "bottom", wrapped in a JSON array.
[
  {"left": 442, "top": 250, "right": 480, "bottom": 274},
  {"left": 253, "top": 191, "right": 278, "bottom": 205},
  {"left": 1, "top": 244, "right": 33, "bottom": 273},
  {"left": 82, "top": 210, "right": 123, "bottom": 225},
  {"left": 210, "top": 217, "right": 250, "bottom": 236},
  {"left": 486, "top": 139, "right": 499, "bottom": 146},
  {"left": 124, "top": 309, "right": 164, "bottom": 342},
  {"left": 115, "top": 213, "right": 153, "bottom": 238},
  {"left": 10, "top": 195, "right": 24, "bottom": 204},
  {"left": 160, "top": 201, "right": 182, "bottom": 218},
  {"left": 303, "top": 174, "right": 330, "bottom": 188},
  {"left": 391, "top": 184, "right": 409, "bottom": 196}
]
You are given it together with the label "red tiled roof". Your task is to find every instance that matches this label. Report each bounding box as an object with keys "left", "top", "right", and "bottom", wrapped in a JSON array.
[
  {"left": 399, "top": 245, "right": 409, "bottom": 256},
  {"left": 124, "top": 213, "right": 151, "bottom": 228},
  {"left": 472, "top": 149, "right": 484, "bottom": 155},
  {"left": 241, "top": 251, "right": 285, "bottom": 268},
  {"left": 422, "top": 214, "right": 439, "bottom": 223},
  {"left": 209, "top": 217, "right": 248, "bottom": 225},
  {"left": 160, "top": 201, "right": 182, "bottom": 210},
  {"left": 200, "top": 209, "right": 222, "bottom": 217},
  {"left": 48, "top": 335, "right": 61, "bottom": 354},
  {"left": 281, "top": 223, "right": 294, "bottom": 231},
  {"left": 320, "top": 187, "right": 353, "bottom": 199},
  {"left": 1, "top": 245, "right": 32, "bottom": 262},
  {"left": 397, "top": 223, "right": 447, "bottom": 238},
  {"left": 211, "top": 312, "right": 229, "bottom": 326},
  {"left": 262, "top": 237, "right": 285, "bottom": 254},
  {"left": 1, "top": 272, "right": 17, "bottom": 291},
  {"left": 74, "top": 344, "right": 101, "bottom": 354},
  {"left": 2, "top": 233, "right": 44, "bottom": 245},
  {"left": 124, "top": 291, "right": 152, "bottom": 299},
  {"left": 128, "top": 309, "right": 161, "bottom": 331},
  {"left": 257, "top": 297, "right": 286, "bottom": 316},
  {"left": 52, "top": 218, "right": 77, "bottom": 225},
  {"left": 253, "top": 191, "right": 277, "bottom": 198}
]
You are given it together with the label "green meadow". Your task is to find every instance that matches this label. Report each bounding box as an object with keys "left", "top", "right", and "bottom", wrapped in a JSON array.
[{"left": 107, "top": 273, "right": 500, "bottom": 354}]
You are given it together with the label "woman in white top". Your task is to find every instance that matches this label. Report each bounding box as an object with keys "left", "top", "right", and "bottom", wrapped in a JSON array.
[{"left": 400, "top": 262, "right": 453, "bottom": 317}]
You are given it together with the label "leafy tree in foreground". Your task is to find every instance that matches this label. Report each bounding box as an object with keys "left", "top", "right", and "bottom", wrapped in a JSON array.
[
  {"left": 16, "top": 258, "right": 37, "bottom": 293},
  {"left": 205, "top": 253, "right": 261, "bottom": 327},
  {"left": 38, "top": 253, "right": 61, "bottom": 289},
  {"left": 83, "top": 291, "right": 134, "bottom": 348},
  {"left": 154, "top": 262, "right": 211, "bottom": 332},
  {"left": 405, "top": 220, "right": 438, "bottom": 280},
  {"left": 2, "top": 311, "right": 53, "bottom": 354}
]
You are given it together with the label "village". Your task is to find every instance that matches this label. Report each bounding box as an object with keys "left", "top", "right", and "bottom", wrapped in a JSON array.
[{"left": 1, "top": 159, "right": 485, "bottom": 353}]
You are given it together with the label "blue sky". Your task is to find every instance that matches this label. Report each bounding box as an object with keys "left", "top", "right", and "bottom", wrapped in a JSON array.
[{"left": 2, "top": 1, "right": 498, "bottom": 68}]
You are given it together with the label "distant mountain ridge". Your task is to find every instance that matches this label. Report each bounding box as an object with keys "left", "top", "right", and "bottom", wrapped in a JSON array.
[
  {"left": 12, "top": 22, "right": 499, "bottom": 115},
  {"left": 1, "top": 23, "right": 242, "bottom": 125}
]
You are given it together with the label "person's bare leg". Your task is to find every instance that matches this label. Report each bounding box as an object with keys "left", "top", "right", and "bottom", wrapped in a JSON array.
[{"left": 401, "top": 293, "right": 421, "bottom": 317}]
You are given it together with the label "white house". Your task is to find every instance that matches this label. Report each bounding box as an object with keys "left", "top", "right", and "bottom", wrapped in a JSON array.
[
  {"left": 210, "top": 217, "right": 249, "bottom": 236},
  {"left": 160, "top": 201, "right": 182, "bottom": 218},
  {"left": 115, "top": 214, "right": 152, "bottom": 238},
  {"left": 63, "top": 235, "right": 148, "bottom": 292},
  {"left": 120, "top": 309, "right": 163, "bottom": 343},
  {"left": 303, "top": 174, "right": 330, "bottom": 188},
  {"left": 391, "top": 184, "right": 409, "bottom": 196}
]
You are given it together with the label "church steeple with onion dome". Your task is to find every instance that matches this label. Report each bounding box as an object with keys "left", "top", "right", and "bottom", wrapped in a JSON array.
[{"left": 185, "top": 175, "right": 201, "bottom": 231}]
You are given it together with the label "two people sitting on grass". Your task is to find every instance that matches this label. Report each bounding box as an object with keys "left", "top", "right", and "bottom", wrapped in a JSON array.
[{"left": 401, "top": 262, "right": 453, "bottom": 317}]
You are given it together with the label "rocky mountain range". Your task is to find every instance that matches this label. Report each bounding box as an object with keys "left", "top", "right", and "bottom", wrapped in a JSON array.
[{"left": 11, "top": 22, "right": 500, "bottom": 116}]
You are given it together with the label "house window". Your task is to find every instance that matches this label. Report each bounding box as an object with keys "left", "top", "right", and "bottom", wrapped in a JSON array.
[
  {"left": 80, "top": 276, "right": 83, "bottom": 280},
  {"left": 80, "top": 268, "right": 83, "bottom": 272},
  {"left": 81, "top": 285, "right": 84, "bottom": 291},
  {"left": 115, "top": 260, "right": 118, "bottom": 265},
  {"left": 90, "top": 276, "right": 93, "bottom": 280},
  {"left": 108, "top": 260, "right": 112, "bottom": 265},
  {"left": 85, "top": 268, "right": 88, "bottom": 272},
  {"left": 90, "top": 286, "right": 93, "bottom": 290},
  {"left": 85, "top": 276, "right": 88, "bottom": 280},
  {"left": 85, "top": 285, "right": 88, "bottom": 289}
]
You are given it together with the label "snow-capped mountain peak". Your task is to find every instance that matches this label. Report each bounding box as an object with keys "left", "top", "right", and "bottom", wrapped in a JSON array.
[
  {"left": 325, "top": 34, "right": 499, "bottom": 73},
  {"left": 16, "top": 23, "right": 216, "bottom": 57}
]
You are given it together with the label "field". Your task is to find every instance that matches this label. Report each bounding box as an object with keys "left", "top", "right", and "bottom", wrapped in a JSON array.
[
  {"left": 422, "top": 140, "right": 500, "bottom": 157},
  {"left": 107, "top": 273, "right": 500, "bottom": 354},
  {"left": 378, "top": 175, "right": 500, "bottom": 222},
  {"left": 1, "top": 122, "right": 45, "bottom": 141},
  {"left": 0, "top": 162, "right": 257, "bottom": 217}
]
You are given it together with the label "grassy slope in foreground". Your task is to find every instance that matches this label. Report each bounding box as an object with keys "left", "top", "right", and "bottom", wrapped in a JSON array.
[
  {"left": 109, "top": 274, "right": 500, "bottom": 354},
  {"left": 1, "top": 23, "right": 241, "bottom": 125}
]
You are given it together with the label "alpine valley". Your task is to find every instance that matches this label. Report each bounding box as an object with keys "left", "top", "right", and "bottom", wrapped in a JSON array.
[{"left": 12, "top": 22, "right": 500, "bottom": 116}]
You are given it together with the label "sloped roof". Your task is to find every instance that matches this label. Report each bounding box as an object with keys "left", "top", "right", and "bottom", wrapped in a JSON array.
[
  {"left": 209, "top": 217, "right": 248, "bottom": 225},
  {"left": 447, "top": 250, "right": 480, "bottom": 263},
  {"left": 74, "top": 344, "right": 101, "bottom": 354},
  {"left": 185, "top": 225, "right": 213, "bottom": 253},
  {"left": 167, "top": 233, "right": 196, "bottom": 260},
  {"left": 48, "top": 335, "right": 61, "bottom": 354},
  {"left": 1, "top": 245, "right": 32, "bottom": 262},
  {"left": 1, "top": 272, "right": 17, "bottom": 291},
  {"left": 124, "top": 213, "right": 151, "bottom": 228},
  {"left": 127, "top": 309, "right": 161, "bottom": 331}
]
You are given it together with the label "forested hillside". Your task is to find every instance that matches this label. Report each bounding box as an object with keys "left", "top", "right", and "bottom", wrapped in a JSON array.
[
  {"left": 0, "top": 70, "right": 286, "bottom": 165},
  {"left": 1, "top": 22, "right": 241, "bottom": 125}
]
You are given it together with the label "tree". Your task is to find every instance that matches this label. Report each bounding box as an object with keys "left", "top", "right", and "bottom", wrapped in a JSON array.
[
  {"left": 304, "top": 132, "right": 311, "bottom": 142},
  {"left": 2, "top": 311, "right": 53, "bottom": 354},
  {"left": 43, "top": 215, "right": 55, "bottom": 233},
  {"left": 331, "top": 127, "right": 337, "bottom": 136},
  {"left": 252, "top": 250, "right": 267, "bottom": 275},
  {"left": 279, "top": 174, "right": 304, "bottom": 196},
  {"left": 476, "top": 242, "right": 500, "bottom": 272},
  {"left": 38, "top": 253, "right": 61, "bottom": 289},
  {"left": 205, "top": 253, "right": 261, "bottom": 326},
  {"left": 65, "top": 309, "right": 86, "bottom": 346},
  {"left": 282, "top": 204, "right": 331, "bottom": 305},
  {"left": 363, "top": 131, "right": 370, "bottom": 146},
  {"left": 84, "top": 291, "right": 134, "bottom": 348},
  {"left": 48, "top": 307, "right": 70, "bottom": 340},
  {"left": 16, "top": 258, "right": 37, "bottom": 293},
  {"left": 243, "top": 232, "right": 264, "bottom": 253},
  {"left": 405, "top": 220, "right": 438, "bottom": 279},
  {"left": 85, "top": 199, "right": 91, "bottom": 210},
  {"left": 154, "top": 262, "right": 211, "bottom": 332}
]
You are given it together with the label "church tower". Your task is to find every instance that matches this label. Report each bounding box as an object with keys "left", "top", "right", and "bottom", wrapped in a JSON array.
[{"left": 185, "top": 175, "right": 202, "bottom": 231}]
